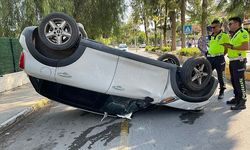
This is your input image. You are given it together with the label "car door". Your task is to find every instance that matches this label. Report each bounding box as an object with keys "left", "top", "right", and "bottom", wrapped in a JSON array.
[
  {"left": 55, "top": 47, "right": 118, "bottom": 93},
  {"left": 107, "top": 57, "right": 169, "bottom": 100}
]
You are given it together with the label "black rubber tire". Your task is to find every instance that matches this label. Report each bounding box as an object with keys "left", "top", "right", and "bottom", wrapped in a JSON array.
[
  {"left": 180, "top": 57, "right": 212, "bottom": 91},
  {"left": 157, "top": 53, "right": 180, "bottom": 66},
  {"left": 38, "top": 12, "right": 79, "bottom": 51},
  {"left": 35, "top": 29, "right": 75, "bottom": 59}
]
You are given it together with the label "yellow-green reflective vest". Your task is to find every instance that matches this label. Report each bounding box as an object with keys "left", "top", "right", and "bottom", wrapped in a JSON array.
[
  {"left": 228, "top": 28, "right": 249, "bottom": 58},
  {"left": 208, "top": 31, "right": 230, "bottom": 55}
]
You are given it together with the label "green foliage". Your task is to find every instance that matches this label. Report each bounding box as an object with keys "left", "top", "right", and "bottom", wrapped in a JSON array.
[
  {"left": 73, "top": 0, "right": 126, "bottom": 39},
  {"left": 96, "top": 36, "right": 113, "bottom": 45},
  {"left": 161, "top": 46, "right": 171, "bottom": 52},
  {"left": 137, "top": 31, "right": 146, "bottom": 44},
  {"left": 216, "top": 0, "right": 250, "bottom": 17},
  {"left": 145, "top": 45, "right": 154, "bottom": 51},
  {"left": 113, "top": 18, "right": 143, "bottom": 45},
  {"left": 145, "top": 45, "right": 170, "bottom": 52},
  {"left": 152, "top": 46, "right": 160, "bottom": 52},
  {"left": 186, "top": 0, "right": 216, "bottom": 24},
  {"left": 177, "top": 47, "right": 201, "bottom": 56},
  {"left": 0, "top": 0, "right": 126, "bottom": 39}
]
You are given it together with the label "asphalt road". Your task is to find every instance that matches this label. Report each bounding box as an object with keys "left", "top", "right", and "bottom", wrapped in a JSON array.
[
  {"left": 1, "top": 86, "right": 250, "bottom": 150},
  {"left": 1, "top": 49, "right": 250, "bottom": 150}
]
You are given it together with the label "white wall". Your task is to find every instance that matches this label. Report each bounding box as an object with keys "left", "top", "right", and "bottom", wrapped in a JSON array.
[{"left": 0, "top": 71, "right": 30, "bottom": 93}]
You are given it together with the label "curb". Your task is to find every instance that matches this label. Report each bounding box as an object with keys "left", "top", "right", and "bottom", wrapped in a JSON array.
[
  {"left": 246, "top": 81, "right": 250, "bottom": 93},
  {"left": 0, "top": 98, "right": 50, "bottom": 134},
  {"left": 225, "top": 66, "right": 250, "bottom": 81},
  {"left": 0, "top": 71, "right": 30, "bottom": 93}
]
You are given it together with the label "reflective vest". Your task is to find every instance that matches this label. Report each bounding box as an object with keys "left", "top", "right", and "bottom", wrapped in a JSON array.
[
  {"left": 228, "top": 28, "right": 249, "bottom": 58},
  {"left": 208, "top": 31, "right": 230, "bottom": 56}
]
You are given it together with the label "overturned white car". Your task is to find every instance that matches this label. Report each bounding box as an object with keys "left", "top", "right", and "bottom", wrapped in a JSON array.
[{"left": 19, "top": 12, "right": 218, "bottom": 117}]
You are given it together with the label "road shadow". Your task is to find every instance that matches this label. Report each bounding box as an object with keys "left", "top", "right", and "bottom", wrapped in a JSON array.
[
  {"left": 125, "top": 89, "right": 244, "bottom": 150},
  {"left": 1, "top": 87, "right": 247, "bottom": 150}
]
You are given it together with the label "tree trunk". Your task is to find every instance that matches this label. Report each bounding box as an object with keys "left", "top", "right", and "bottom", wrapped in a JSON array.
[
  {"left": 154, "top": 20, "right": 157, "bottom": 47},
  {"left": 201, "top": 0, "right": 208, "bottom": 37},
  {"left": 181, "top": 0, "right": 186, "bottom": 48},
  {"left": 163, "top": 17, "right": 167, "bottom": 46},
  {"left": 143, "top": 15, "right": 149, "bottom": 45},
  {"left": 163, "top": 3, "right": 168, "bottom": 47},
  {"left": 170, "top": 10, "right": 176, "bottom": 51}
]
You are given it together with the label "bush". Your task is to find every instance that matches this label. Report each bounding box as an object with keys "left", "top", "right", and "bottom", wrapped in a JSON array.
[
  {"left": 177, "top": 47, "right": 201, "bottom": 56},
  {"left": 145, "top": 46, "right": 159, "bottom": 52},
  {"left": 152, "top": 46, "right": 160, "bottom": 52},
  {"left": 161, "top": 46, "right": 171, "bottom": 52},
  {"left": 145, "top": 46, "right": 170, "bottom": 52},
  {"left": 145, "top": 45, "right": 153, "bottom": 51}
]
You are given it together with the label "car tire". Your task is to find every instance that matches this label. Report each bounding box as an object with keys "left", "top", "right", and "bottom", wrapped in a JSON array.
[
  {"left": 34, "top": 29, "right": 75, "bottom": 59},
  {"left": 157, "top": 53, "right": 180, "bottom": 66},
  {"left": 180, "top": 57, "right": 212, "bottom": 91},
  {"left": 38, "top": 12, "right": 80, "bottom": 51}
]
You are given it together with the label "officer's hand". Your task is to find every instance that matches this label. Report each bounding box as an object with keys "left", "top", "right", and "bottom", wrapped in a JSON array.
[
  {"left": 221, "top": 43, "right": 233, "bottom": 49},
  {"left": 224, "top": 48, "right": 228, "bottom": 55}
]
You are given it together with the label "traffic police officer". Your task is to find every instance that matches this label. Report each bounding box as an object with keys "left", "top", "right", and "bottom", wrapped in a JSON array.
[
  {"left": 222, "top": 16, "right": 249, "bottom": 110},
  {"left": 207, "top": 19, "right": 230, "bottom": 99}
]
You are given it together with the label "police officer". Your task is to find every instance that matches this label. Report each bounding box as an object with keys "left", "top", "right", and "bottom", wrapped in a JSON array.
[
  {"left": 222, "top": 16, "right": 249, "bottom": 110},
  {"left": 207, "top": 19, "right": 230, "bottom": 99}
]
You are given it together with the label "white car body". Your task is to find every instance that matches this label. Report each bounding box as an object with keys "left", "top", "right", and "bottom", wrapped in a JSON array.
[
  {"left": 118, "top": 44, "right": 128, "bottom": 51},
  {"left": 139, "top": 44, "right": 146, "bottom": 48},
  {"left": 19, "top": 27, "right": 217, "bottom": 116}
]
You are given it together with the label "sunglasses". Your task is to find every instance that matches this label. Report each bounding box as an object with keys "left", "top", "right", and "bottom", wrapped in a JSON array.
[
  {"left": 211, "top": 26, "right": 216, "bottom": 29},
  {"left": 229, "top": 22, "right": 234, "bottom": 26}
]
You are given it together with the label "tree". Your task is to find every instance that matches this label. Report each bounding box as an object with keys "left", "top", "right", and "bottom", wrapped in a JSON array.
[
  {"left": 180, "top": 0, "right": 186, "bottom": 48},
  {"left": 169, "top": 10, "right": 177, "bottom": 50},
  {"left": 0, "top": 0, "right": 126, "bottom": 39},
  {"left": 187, "top": 0, "right": 216, "bottom": 37},
  {"left": 201, "top": 0, "right": 208, "bottom": 37},
  {"left": 162, "top": 1, "right": 169, "bottom": 46},
  {"left": 72, "top": 0, "right": 126, "bottom": 39},
  {"left": 0, "top": 0, "right": 21, "bottom": 37},
  {"left": 140, "top": 0, "right": 162, "bottom": 46},
  {"left": 131, "top": 0, "right": 151, "bottom": 45},
  {"left": 168, "top": 0, "right": 179, "bottom": 51},
  {"left": 217, "top": 0, "right": 250, "bottom": 18}
]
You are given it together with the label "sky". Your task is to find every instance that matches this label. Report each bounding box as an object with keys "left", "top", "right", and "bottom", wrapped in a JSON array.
[{"left": 124, "top": 0, "right": 132, "bottom": 22}]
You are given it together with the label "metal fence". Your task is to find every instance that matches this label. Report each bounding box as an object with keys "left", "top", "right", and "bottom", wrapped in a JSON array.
[{"left": 0, "top": 37, "right": 22, "bottom": 76}]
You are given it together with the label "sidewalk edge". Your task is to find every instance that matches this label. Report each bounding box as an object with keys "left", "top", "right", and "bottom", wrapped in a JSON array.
[{"left": 0, "top": 98, "right": 50, "bottom": 134}]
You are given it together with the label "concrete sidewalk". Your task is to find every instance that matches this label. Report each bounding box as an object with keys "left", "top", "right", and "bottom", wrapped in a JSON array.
[{"left": 0, "top": 84, "right": 50, "bottom": 134}]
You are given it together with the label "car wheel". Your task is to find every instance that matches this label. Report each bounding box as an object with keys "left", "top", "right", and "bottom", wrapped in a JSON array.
[
  {"left": 38, "top": 12, "right": 80, "bottom": 51},
  {"left": 157, "top": 53, "right": 180, "bottom": 66},
  {"left": 180, "top": 57, "right": 212, "bottom": 91},
  {"left": 34, "top": 29, "right": 75, "bottom": 59}
]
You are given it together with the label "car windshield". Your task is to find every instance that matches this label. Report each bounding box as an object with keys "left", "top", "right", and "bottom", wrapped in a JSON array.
[{"left": 119, "top": 44, "right": 127, "bottom": 48}]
